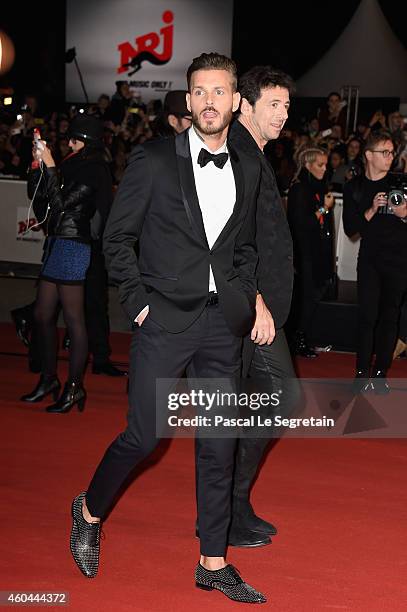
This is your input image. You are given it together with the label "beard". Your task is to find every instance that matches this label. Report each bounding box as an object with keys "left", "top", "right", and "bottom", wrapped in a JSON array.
[{"left": 191, "top": 107, "right": 233, "bottom": 136}]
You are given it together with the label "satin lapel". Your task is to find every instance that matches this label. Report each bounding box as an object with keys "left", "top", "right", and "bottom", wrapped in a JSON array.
[
  {"left": 175, "top": 131, "right": 209, "bottom": 248},
  {"left": 211, "top": 144, "right": 245, "bottom": 252}
]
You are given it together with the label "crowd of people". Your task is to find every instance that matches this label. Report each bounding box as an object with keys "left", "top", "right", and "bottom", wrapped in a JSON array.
[{"left": 2, "top": 86, "right": 406, "bottom": 192}]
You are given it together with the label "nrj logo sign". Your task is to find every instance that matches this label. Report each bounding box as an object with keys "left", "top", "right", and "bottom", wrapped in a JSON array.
[{"left": 118, "top": 10, "right": 174, "bottom": 76}]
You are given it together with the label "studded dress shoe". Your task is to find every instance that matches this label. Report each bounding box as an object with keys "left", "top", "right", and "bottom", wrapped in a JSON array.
[
  {"left": 46, "top": 381, "right": 86, "bottom": 413},
  {"left": 195, "top": 563, "right": 266, "bottom": 603},
  {"left": 92, "top": 361, "right": 128, "bottom": 377},
  {"left": 371, "top": 369, "right": 390, "bottom": 395},
  {"left": 21, "top": 375, "right": 61, "bottom": 402},
  {"left": 11, "top": 307, "right": 31, "bottom": 347},
  {"left": 70, "top": 492, "right": 101, "bottom": 578}
]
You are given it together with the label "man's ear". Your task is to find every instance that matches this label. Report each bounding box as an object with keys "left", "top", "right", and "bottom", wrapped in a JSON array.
[
  {"left": 239, "top": 97, "right": 253, "bottom": 117},
  {"left": 186, "top": 92, "right": 191, "bottom": 113},
  {"left": 232, "top": 91, "right": 241, "bottom": 113},
  {"left": 167, "top": 114, "right": 178, "bottom": 130}
]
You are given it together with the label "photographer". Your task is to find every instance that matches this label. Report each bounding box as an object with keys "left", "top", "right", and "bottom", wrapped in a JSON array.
[{"left": 343, "top": 130, "right": 407, "bottom": 393}]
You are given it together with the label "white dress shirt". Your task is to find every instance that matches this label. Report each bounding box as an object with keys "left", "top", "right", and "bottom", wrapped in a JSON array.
[
  {"left": 136, "top": 126, "right": 236, "bottom": 324},
  {"left": 188, "top": 126, "right": 236, "bottom": 292}
]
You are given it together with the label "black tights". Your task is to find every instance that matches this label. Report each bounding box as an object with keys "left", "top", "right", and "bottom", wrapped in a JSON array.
[{"left": 34, "top": 280, "right": 88, "bottom": 382}]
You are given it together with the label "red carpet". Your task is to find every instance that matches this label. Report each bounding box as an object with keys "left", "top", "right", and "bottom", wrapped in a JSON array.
[{"left": 1, "top": 322, "right": 407, "bottom": 611}]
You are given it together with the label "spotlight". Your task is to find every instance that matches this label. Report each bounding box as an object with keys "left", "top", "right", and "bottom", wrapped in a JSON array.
[
  {"left": 4, "top": 96, "right": 13, "bottom": 105},
  {"left": 0, "top": 30, "right": 15, "bottom": 76}
]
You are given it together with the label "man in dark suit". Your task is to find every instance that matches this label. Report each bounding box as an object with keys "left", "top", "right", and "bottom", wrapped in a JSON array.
[
  {"left": 227, "top": 66, "right": 301, "bottom": 547},
  {"left": 69, "top": 53, "right": 266, "bottom": 604}
]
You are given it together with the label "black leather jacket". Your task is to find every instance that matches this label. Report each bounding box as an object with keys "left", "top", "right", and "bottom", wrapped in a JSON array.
[{"left": 28, "top": 148, "right": 112, "bottom": 242}]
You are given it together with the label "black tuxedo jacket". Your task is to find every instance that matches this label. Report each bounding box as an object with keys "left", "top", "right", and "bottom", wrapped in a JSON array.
[
  {"left": 103, "top": 129, "right": 261, "bottom": 337},
  {"left": 228, "top": 121, "right": 294, "bottom": 329}
]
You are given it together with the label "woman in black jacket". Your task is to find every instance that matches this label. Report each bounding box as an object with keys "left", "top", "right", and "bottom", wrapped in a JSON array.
[
  {"left": 21, "top": 115, "right": 111, "bottom": 412},
  {"left": 287, "top": 146, "right": 335, "bottom": 357}
]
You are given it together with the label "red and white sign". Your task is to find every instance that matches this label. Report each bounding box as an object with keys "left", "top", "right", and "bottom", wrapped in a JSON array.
[
  {"left": 66, "top": 0, "right": 233, "bottom": 103},
  {"left": 16, "top": 206, "right": 44, "bottom": 243}
]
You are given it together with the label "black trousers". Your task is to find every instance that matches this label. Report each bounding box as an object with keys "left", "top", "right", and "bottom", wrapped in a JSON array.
[
  {"left": 86, "top": 303, "right": 242, "bottom": 557},
  {"left": 357, "top": 256, "right": 407, "bottom": 371},
  {"left": 297, "top": 261, "right": 327, "bottom": 337},
  {"left": 233, "top": 329, "right": 301, "bottom": 500}
]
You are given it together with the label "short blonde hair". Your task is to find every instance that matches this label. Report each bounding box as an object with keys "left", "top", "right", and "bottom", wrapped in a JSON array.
[{"left": 292, "top": 145, "right": 327, "bottom": 183}]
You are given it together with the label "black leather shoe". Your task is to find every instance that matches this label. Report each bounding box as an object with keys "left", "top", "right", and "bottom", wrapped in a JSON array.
[
  {"left": 11, "top": 308, "right": 31, "bottom": 347},
  {"left": 351, "top": 370, "right": 371, "bottom": 394},
  {"left": 70, "top": 492, "right": 101, "bottom": 578},
  {"left": 371, "top": 369, "right": 390, "bottom": 395},
  {"left": 233, "top": 498, "right": 277, "bottom": 536},
  {"left": 293, "top": 331, "right": 318, "bottom": 358},
  {"left": 46, "top": 381, "right": 86, "bottom": 413},
  {"left": 228, "top": 526, "right": 271, "bottom": 548},
  {"left": 195, "top": 523, "right": 271, "bottom": 548},
  {"left": 195, "top": 563, "right": 266, "bottom": 603},
  {"left": 21, "top": 375, "right": 61, "bottom": 402},
  {"left": 92, "top": 361, "right": 128, "bottom": 377}
]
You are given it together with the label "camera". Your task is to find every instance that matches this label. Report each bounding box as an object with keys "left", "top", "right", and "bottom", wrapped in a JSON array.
[{"left": 378, "top": 173, "right": 407, "bottom": 215}]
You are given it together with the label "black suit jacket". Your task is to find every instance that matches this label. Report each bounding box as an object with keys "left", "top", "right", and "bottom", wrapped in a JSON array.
[
  {"left": 228, "top": 121, "right": 294, "bottom": 329},
  {"left": 103, "top": 129, "right": 260, "bottom": 337}
]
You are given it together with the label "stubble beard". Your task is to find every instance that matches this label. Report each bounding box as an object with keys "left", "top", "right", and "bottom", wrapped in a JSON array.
[{"left": 192, "top": 108, "right": 233, "bottom": 136}]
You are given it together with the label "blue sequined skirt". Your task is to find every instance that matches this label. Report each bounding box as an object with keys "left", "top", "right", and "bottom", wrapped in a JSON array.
[{"left": 40, "top": 237, "right": 91, "bottom": 285}]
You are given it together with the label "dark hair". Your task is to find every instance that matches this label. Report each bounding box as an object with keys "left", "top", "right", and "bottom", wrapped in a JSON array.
[
  {"left": 364, "top": 129, "right": 394, "bottom": 156},
  {"left": 186, "top": 52, "right": 237, "bottom": 92},
  {"left": 331, "top": 145, "right": 346, "bottom": 159},
  {"left": 327, "top": 91, "right": 341, "bottom": 100},
  {"left": 238, "top": 66, "right": 295, "bottom": 106}
]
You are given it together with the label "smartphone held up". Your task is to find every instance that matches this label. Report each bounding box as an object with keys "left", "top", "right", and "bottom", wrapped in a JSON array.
[{"left": 32, "top": 128, "right": 44, "bottom": 169}]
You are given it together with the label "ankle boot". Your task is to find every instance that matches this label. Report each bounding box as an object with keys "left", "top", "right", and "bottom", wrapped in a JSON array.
[
  {"left": 294, "top": 331, "right": 318, "bottom": 358},
  {"left": 46, "top": 381, "right": 86, "bottom": 413},
  {"left": 21, "top": 374, "right": 61, "bottom": 402}
]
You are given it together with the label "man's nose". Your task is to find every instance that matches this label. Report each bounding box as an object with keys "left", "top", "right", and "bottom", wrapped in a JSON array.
[{"left": 280, "top": 108, "right": 288, "bottom": 121}]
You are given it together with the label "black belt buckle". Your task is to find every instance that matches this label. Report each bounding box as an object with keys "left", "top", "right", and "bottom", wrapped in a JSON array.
[{"left": 206, "top": 292, "right": 219, "bottom": 306}]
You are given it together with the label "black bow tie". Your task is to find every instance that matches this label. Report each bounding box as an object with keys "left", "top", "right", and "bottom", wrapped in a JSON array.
[{"left": 197, "top": 148, "right": 229, "bottom": 169}]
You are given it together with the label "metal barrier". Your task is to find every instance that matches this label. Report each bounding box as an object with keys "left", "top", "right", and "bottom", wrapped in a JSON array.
[{"left": 341, "top": 85, "right": 360, "bottom": 137}]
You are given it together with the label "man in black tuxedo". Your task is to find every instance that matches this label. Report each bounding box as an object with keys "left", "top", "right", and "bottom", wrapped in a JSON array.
[
  {"left": 227, "top": 66, "right": 301, "bottom": 546},
  {"left": 69, "top": 53, "right": 266, "bottom": 604}
]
